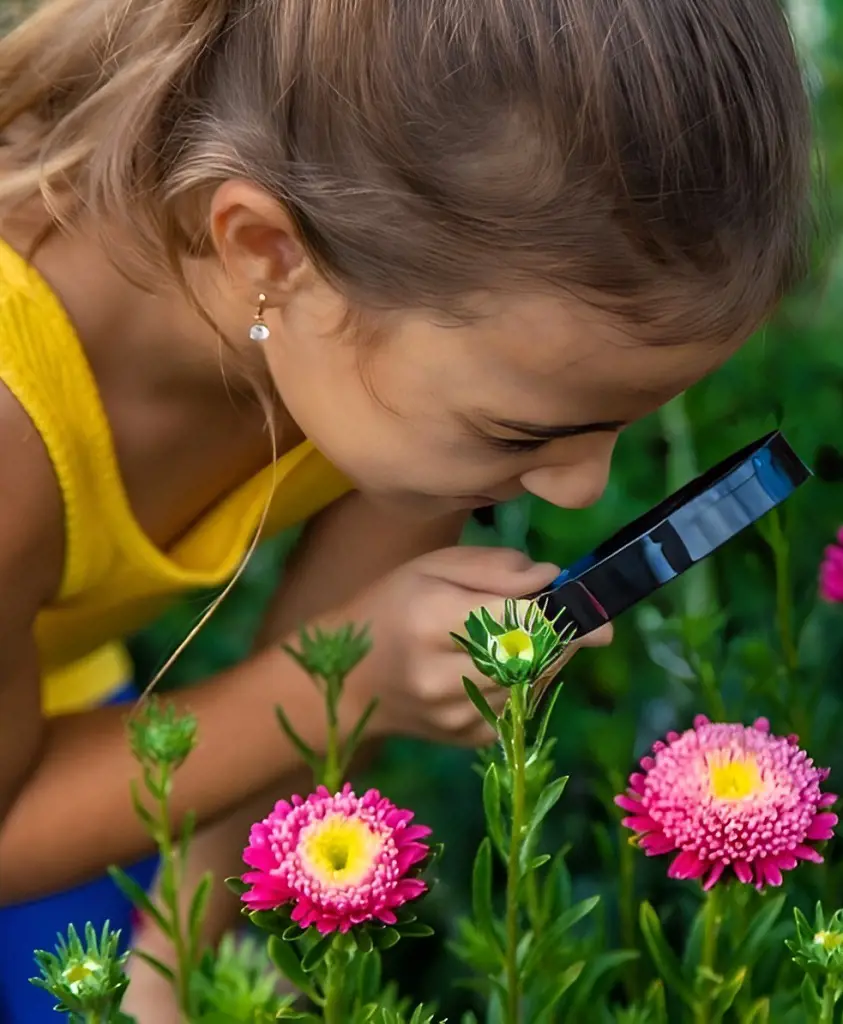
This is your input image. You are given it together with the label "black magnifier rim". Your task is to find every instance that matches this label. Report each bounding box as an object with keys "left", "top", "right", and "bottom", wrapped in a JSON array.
[{"left": 534, "top": 431, "right": 810, "bottom": 637}]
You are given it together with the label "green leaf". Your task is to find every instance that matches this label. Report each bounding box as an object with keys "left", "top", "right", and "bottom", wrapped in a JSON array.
[
  {"left": 566, "top": 950, "right": 641, "bottom": 1012},
  {"left": 522, "top": 896, "right": 599, "bottom": 978},
  {"left": 223, "top": 876, "right": 249, "bottom": 896},
  {"left": 462, "top": 677, "right": 500, "bottom": 731},
  {"left": 464, "top": 611, "right": 492, "bottom": 649},
  {"left": 532, "top": 680, "right": 563, "bottom": 753},
  {"left": 744, "top": 997, "right": 771, "bottom": 1024},
  {"left": 132, "top": 949, "right": 176, "bottom": 982},
  {"left": 274, "top": 705, "right": 321, "bottom": 773},
  {"left": 275, "top": 1012, "right": 322, "bottom": 1023},
  {"left": 129, "top": 781, "right": 160, "bottom": 836},
  {"left": 267, "top": 935, "right": 313, "bottom": 993},
  {"left": 283, "top": 925, "right": 306, "bottom": 941},
  {"left": 372, "top": 927, "right": 401, "bottom": 950},
  {"left": 801, "top": 975, "right": 823, "bottom": 1017},
  {"left": 187, "top": 871, "right": 213, "bottom": 956},
  {"left": 354, "top": 929, "right": 374, "bottom": 953},
  {"left": 301, "top": 933, "right": 334, "bottom": 971},
  {"left": 520, "top": 776, "right": 568, "bottom": 872},
  {"left": 643, "top": 980, "right": 669, "bottom": 1024},
  {"left": 249, "top": 910, "right": 292, "bottom": 936},
  {"left": 533, "top": 961, "right": 585, "bottom": 1023},
  {"left": 472, "top": 838, "right": 501, "bottom": 953},
  {"left": 107, "top": 866, "right": 172, "bottom": 938},
  {"left": 742, "top": 894, "right": 787, "bottom": 967},
  {"left": 639, "top": 901, "right": 696, "bottom": 1007},
  {"left": 482, "top": 763, "right": 506, "bottom": 856},
  {"left": 341, "top": 698, "right": 380, "bottom": 772},
  {"left": 398, "top": 922, "right": 435, "bottom": 938},
  {"left": 527, "top": 854, "right": 551, "bottom": 871},
  {"left": 711, "top": 966, "right": 747, "bottom": 1020},
  {"left": 682, "top": 904, "right": 707, "bottom": 976}
]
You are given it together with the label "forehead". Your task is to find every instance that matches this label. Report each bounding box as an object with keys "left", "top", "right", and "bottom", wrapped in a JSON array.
[{"left": 414, "top": 291, "right": 735, "bottom": 418}]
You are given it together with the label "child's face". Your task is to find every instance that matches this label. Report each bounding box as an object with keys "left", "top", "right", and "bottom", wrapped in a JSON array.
[{"left": 263, "top": 279, "right": 738, "bottom": 518}]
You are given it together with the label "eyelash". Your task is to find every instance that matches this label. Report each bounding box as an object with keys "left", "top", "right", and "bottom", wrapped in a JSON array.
[{"left": 483, "top": 435, "right": 549, "bottom": 454}]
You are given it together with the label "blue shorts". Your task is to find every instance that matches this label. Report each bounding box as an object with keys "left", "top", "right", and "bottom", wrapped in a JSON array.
[{"left": 0, "top": 683, "right": 160, "bottom": 1023}]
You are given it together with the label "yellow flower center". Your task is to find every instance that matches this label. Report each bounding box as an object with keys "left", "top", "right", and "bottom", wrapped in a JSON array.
[
  {"left": 300, "top": 814, "right": 383, "bottom": 888},
  {"left": 62, "top": 960, "right": 101, "bottom": 994},
  {"left": 815, "top": 931, "right": 843, "bottom": 951},
  {"left": 495, "top": 628, "right": 534, "bottom": 664},
  {"left": 707, "top": 751, "right": 763, "bottom": 801}
]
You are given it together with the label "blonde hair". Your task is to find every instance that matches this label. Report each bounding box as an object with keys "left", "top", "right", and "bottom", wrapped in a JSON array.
[{"left": 0, "top": 0, "right": 815, "bottom": 340}]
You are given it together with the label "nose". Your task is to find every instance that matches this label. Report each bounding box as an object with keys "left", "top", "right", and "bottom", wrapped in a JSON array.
[{"left": 519, "top": 445, "right": 615, "bottom": 510}]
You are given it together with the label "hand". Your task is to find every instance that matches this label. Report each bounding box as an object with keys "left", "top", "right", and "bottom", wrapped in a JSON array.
[{"left": 332, "top": 547, "right": 611, "bottom": 748}]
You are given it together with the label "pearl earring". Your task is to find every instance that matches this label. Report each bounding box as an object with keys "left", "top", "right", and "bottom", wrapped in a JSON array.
[{"left": 249, "top": 293, "right": 270, "bottom": 342}]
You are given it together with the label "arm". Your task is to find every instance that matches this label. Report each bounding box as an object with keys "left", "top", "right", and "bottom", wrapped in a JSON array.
[
  {"left": 122, "top": 495, "right": 466, "bottom": 1021},
  {"left": 0, "top": 377, "right": 465, "bottom": 901},
  {"left": 140, "top": 493, "right": 466, "bottom": 942}
]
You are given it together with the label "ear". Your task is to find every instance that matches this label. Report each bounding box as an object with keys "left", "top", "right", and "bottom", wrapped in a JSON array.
[{"left": 208, "top": 179, "right": 318, "bottom": 306}]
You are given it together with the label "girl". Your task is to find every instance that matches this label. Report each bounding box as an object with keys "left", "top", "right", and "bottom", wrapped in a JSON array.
[{"left": 0, "top": 0, "right": 813, "bottom": 1019}]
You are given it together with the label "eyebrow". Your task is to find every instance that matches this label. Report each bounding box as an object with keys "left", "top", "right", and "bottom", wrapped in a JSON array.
[{"left": 481, "top": 417, "right": 627, "bottom": 440}]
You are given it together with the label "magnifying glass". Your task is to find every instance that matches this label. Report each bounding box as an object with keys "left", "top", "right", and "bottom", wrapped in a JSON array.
[{"left": 531, "top": 431, "right": 811, "bottom": 636}]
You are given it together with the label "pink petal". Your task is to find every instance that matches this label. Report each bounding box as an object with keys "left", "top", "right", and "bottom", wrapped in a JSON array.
[
  {"left": 668, "top": 850, "right": 706, "bottom": 880},
  {"left": 806, "top": 813, "right": 838, "bottom": 840},
  {"left": 377, "top": 909, "right": 398, "bottom": 925},
  {"left": 794, "top": 844, "right": 824, "bottom": 864},
  {"left": 702, "top": 861, "right": 726, "bottom": 890},
  {"left": 753, "top": 718, "right": 770, "bottom": 733},
  {"left": 622, "top": 815, "right": 660, "bottom": 832},
  {"left": 733, "top": 861, "right": 753, "bottom": 884},
  {"left": 693, "top": 715, "right": 710, "bottom": 729},
  {"left": 774, "top": 853, "right": 798, "bottom": 871},
  {"left": 760, "top": 860, "right": 783, "bottom": 888},
  {"left": 818, "top": 794, "right": 838, "bottom": 808},
  {"left": 615, "top": 794, "right": 644, "bottom": 813},
  {"left": 396, "top": 844, "right": 429, "bottom": 873},
  {"left": 401, "top": 825, "right": 433, "bottom": 842},
  {"left": 640, "top": 756, "right": 656, "bottom": 771},
  {"left": 640, "top": 832, "right": 676, "bottom": 856},
  {"left": 393, "top": 878, "right": 427, "bottom": 901},
  {"left": 629, "top": 773, "right": 647, "bottom": 794}
]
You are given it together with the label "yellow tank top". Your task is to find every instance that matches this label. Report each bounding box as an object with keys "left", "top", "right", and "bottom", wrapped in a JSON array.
[{"left": 0, "top": 239, "right": 352, "bottom": 716}]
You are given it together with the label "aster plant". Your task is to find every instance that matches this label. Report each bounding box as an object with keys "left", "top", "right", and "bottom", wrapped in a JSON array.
[
  {"left": 228, "top": 622, "right": 441, "bottom": 1024},
  {"left": 451, "top": 599, "right": 637, "bottom": 1023},
  {"left": 617, "top": 715, "right": 838, "bottom": 1023}
]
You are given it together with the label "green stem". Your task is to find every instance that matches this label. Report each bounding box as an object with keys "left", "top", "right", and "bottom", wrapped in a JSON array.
[
  {"left": 504, "top": 686, "right": 528, "bottom": 1024},
  {"left": 617, "top": 814, "right": 640, "bottom": 1002},
  {"left": 769, "top": 510, "right": 798, "bottom": 674},
  {"left": 659, "top": 396, "right": 714, "bottom": 619},
  {"left": 697, "top": 660, "right": 728, "bottom": 723},
  {"left": 820, "top": 977, "right": 838, "bottom": 1024},
  {"left": 323, "top": 953, "right": 343, "bottom": 1024},
  {"left": 155, "top": 769, "right": 193, "bottom": 1021},
  {"left": 323, "top": 676, "right": 342, "bottom": 793},
  {"left": 694, "top": 887, "right": 723, "bottom": 1024}
]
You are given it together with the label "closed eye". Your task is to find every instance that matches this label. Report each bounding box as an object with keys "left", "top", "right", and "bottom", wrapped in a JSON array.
[{"left": 483, "top": 435, "right": 549, "bottom": 454}]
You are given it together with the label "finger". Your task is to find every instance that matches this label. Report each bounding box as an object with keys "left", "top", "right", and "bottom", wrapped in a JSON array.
[
  {"left": 575, "top": 622, "right": 614, "bottom": 648},
  {"left": 419, "top": 546, "right": 559, "bottom": 597}
]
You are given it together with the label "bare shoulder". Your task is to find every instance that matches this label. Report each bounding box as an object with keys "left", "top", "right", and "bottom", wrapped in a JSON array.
[{"left": 0, "top": 379, "right": 64, "bottom": 622}]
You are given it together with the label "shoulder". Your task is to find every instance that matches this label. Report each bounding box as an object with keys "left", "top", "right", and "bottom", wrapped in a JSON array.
[{"left": 0, "top": 380, "right": 64, "bottom": 610}]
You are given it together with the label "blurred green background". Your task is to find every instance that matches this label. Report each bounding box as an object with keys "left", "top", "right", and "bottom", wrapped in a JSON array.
[
  {"left": 108, "top": 0, "right": 842, "bottom": 1017},
  {"left": 0, "top": 0, "right": 837, "bottom": 1015}
]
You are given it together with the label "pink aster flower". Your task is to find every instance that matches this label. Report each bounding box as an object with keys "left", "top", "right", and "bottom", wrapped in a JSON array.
[
  {"left": 616, "top": 716, "right": 837, "bottom": 891},
  {"left": 820, "top": 527, "right": 843, "bottom": 603},
  {"left": 241, "top": 783, "right": 431, "bottom": 934}
]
